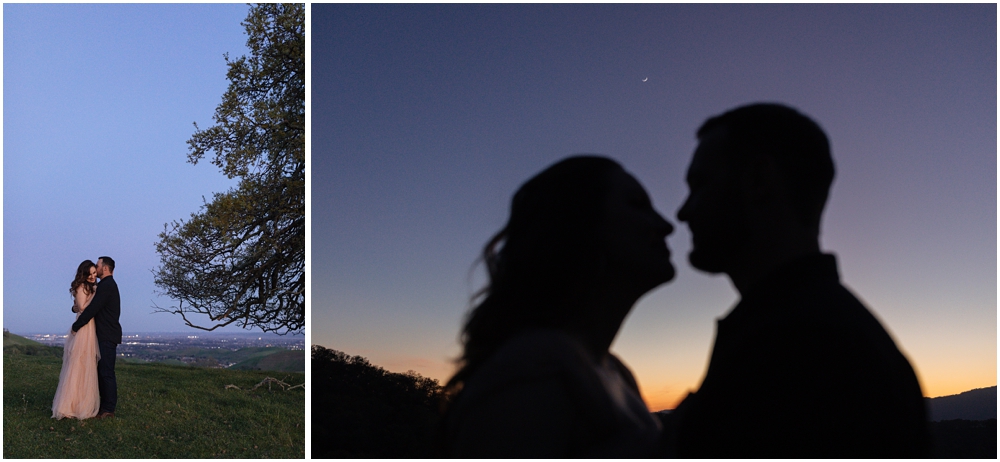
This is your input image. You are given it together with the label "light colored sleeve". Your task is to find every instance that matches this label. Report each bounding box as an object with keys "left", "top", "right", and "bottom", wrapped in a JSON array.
[{"left": 72, "top": 287, "right": 94, "bottom": 314}]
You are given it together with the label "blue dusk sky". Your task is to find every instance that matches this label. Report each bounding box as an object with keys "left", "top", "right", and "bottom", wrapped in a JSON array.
[
  {"left": 3, "top": 4, "right": 297, "bottom": 335},
  {"left": 312, "top": 4, "right": 996, "bottom": 410}
]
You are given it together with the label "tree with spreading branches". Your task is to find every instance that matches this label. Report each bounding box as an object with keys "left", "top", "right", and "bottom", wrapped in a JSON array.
[{"left": 153, "top": 3, "right": 304, "bottom": 334}]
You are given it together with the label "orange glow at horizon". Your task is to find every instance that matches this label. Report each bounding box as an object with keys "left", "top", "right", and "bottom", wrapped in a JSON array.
[{"left": 366, "top": 352, "right": 996, "bottom": 414}]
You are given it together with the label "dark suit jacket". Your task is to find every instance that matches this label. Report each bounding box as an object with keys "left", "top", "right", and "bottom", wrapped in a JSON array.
[
  {"left": 674, "top": 253, "right": 931, "bottom": 458},
  {"left": 72, "top": 275, "right": 122, "bottom": 344}
]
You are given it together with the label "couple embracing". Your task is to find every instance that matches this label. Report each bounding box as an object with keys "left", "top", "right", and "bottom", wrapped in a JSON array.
[
  {"left": 52, "top": 256, "right": 121, "bottom": 420},
  {"left": 441, "top": 103, "right": 931, "bottom": 457}
]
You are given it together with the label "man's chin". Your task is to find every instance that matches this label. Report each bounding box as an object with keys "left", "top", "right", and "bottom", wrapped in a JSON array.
[{"left": 688, "top": 251, "right": 727, "bottom": 274}]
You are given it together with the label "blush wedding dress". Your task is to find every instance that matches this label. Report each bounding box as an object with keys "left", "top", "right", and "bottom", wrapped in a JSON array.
[{"left": 51, "top": 285, "right": 101, "bottom": 420}]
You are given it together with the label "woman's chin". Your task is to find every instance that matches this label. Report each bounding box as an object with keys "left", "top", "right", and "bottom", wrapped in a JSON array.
[
  {"left": 663, "top": 265, "right": 677, "bottom": 283},
  {"left": 658, "top": 265, "right": 677, "bottom": 286},
  {"left": 637, "top": 264, "right": 676, "bottom": 294}
]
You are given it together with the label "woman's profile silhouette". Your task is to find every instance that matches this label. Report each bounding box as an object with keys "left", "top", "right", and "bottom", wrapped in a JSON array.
[{"left": 441, "top": 155, "right": 675, "bottom": 457}]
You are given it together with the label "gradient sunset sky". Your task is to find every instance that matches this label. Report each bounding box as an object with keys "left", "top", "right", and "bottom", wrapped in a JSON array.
[{"left": 313, "top": 4, "right": 997, "bottom": 410}]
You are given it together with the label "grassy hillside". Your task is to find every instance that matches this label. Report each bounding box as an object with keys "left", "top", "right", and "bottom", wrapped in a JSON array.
[
  {"left": 3, "top": 331, "right": 63, "bottom": 357},
  {"left": 144, "top": 346, "right": 305, "bottom": 372},
  {"left": 162, "top": 346, "right": 289, "bottom": 363},
  {"left": 231, "top": 349, "right": 305, "bottom": 372},
  {"left": 4, "top": 330, "right": 44, "bottom": 347},
  {"left": 4, "top": 352, "right": 304, "bottom": 458}
]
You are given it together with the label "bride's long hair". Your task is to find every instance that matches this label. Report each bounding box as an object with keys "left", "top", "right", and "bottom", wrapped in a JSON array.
[
  {"left": 443, "top": 155, "right": 622, "bottom": 400},
  {"left": 70, "top": 260, "right": 97, "bottom": 296}
]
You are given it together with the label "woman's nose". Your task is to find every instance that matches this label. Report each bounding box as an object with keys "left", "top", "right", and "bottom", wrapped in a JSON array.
[{"left": 656, "top": 213, "right": 674, "bottom": 236}]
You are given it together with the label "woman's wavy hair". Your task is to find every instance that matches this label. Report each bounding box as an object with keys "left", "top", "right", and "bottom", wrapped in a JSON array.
[
  {"left": 70, "top": 260, "right": 97, "bottom": 297},
  {"left": 444, "top": 155, "right": 623, "bottom": 398}
]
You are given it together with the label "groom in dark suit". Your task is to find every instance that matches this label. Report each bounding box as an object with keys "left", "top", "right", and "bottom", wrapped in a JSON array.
[
  {"left": 672, "top": 104, "right": 931, "bottom": 457},
  {"left": 72, "top": 256, "right": 121, "bottom": 418}
]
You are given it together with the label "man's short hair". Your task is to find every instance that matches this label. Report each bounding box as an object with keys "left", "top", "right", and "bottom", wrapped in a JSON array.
[
  {"left": 98, "top": 256, "right": 115, "bottom": 273},
  {"left": 697, "top": 103, "right": 835, "bottom": 233}
]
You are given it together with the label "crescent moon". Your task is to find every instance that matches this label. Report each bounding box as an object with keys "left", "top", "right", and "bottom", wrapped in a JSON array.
[{"left": 642, "top": 77, "right": 648, "bottom": 82}]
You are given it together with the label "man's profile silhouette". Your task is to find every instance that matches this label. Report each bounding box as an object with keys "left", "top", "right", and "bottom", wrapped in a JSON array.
[{"left": 673, "top": 103, "right": 931, "bottom": 457}]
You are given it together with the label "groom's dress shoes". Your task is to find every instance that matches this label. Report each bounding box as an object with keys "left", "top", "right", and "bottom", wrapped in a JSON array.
[{"left": 96, "top": 411, "right": 115, "bottom": 419}]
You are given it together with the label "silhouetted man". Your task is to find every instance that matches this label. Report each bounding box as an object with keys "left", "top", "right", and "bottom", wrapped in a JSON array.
[
  {"left": 72, "top": 256, "right": 121, "bottom": 418},
  {"left": 673, "top": 103, "right": 931, "bottom": 457}
]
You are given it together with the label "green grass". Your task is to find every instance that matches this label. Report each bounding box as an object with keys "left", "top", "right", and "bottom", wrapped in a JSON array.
[
  {"left": 3, "top": 332, "right": 64, "bottom": 357},
  {"left": 3, "top": 352, "right": 304, "bottom": 458},
  {"left": 145, "top": 346, "right": 305, "bottom": 372},
  {"left": 3, "top": 331, "right": 45, "bottom": 347},
  {"left": 163, "top": 346, "right": 287, "bottom": 363}
]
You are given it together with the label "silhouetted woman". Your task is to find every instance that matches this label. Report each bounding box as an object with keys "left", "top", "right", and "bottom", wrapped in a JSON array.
[{"left": 441, "top": 156, "right": 675, "bottom": 457}]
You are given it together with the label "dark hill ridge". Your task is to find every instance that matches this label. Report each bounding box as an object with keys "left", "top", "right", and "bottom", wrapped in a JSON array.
[
  {"left": 926, "top": 386, "right": 997, "bottom": 421},
  {"left": 315, "top": 345, "right": 995, "bottom": 458}
]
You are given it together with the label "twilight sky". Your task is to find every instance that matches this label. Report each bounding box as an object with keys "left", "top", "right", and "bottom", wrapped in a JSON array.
[
  {"left": 2, "top": 4, "right": 295, "bottom": 335},
  {"left": 312, "top": 4, "right": 996, "bottom": 410}
]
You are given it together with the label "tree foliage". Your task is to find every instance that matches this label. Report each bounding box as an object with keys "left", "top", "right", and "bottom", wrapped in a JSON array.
[
  {"left": 311, "top": 346, "right": 446, "bottom": 457},
  {"left": 154, "top": 4, "right": 304, "bottom": 334}
]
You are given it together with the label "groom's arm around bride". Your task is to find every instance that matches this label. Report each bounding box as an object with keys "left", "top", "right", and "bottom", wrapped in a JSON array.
[
  {"left": 72, "top": 263, "right": 120, "bottom": 338},
  {"left": 71, "top": 275, "right": 114, "bottom": 333}
]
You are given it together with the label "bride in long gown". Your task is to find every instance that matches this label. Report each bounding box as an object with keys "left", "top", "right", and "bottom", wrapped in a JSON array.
[{"left": 51, "top": 260, "right": 101, "bottom": 420}]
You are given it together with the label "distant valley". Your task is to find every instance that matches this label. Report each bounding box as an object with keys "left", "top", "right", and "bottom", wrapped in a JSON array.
[{"left": 3, "top": 329, "right": 304, "bottom": 373}]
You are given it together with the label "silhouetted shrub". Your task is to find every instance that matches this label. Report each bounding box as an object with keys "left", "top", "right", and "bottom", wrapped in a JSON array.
[{"left": 311, "top": 345, "right": 444, "bottom": 458}]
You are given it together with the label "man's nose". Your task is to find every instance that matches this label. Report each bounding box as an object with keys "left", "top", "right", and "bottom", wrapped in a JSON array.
[{"left": 653, "top": 212, "right": 674, "bottom": 237}]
